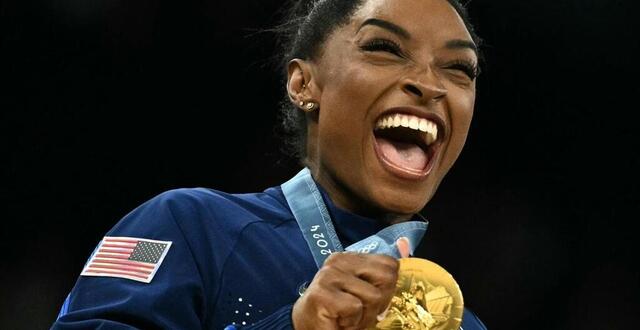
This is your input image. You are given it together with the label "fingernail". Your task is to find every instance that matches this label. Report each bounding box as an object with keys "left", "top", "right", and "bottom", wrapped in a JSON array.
[{"left": 396, "top": 237, "right": 411, "bottom": 258}]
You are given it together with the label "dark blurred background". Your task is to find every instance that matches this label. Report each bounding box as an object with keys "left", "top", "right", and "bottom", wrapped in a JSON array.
[{"left": 2, "top": 0, "right": 638, "bottom": 329}]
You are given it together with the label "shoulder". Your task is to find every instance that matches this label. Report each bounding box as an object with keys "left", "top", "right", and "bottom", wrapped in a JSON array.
[
  {"left": 144, "top": 187, "right": 243, "bottom": 209},
  {"left": 113, "top": 186, "right": 293, "bottom": 237},
  {"left": 153, "top": 186, "right": 291, "bottom": 220},
  {"left": 462, "top": 308, "right": 488, "bottom": 330}
]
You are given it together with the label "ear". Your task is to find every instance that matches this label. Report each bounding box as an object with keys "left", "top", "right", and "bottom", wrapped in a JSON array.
[{"left": 287, "top": 59, "right": 317, "bottom": 108}]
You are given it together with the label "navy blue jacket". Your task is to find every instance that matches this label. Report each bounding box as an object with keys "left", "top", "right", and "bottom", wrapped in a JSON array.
[{"left": 53, "top": 181, "right": 487, "bottom": 329}]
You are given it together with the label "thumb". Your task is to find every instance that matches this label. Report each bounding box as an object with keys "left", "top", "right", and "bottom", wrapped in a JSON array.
[
  {"left": 396, "top": 236, "right": 411, "bottom": 258},
  {"left": 377, "top": 237, "right": 411, "bottom": 323}
]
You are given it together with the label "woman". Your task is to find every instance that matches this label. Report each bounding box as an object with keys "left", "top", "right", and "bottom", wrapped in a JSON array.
[{"left": 53, "top": 0, "right": 486, "bottom": 329}]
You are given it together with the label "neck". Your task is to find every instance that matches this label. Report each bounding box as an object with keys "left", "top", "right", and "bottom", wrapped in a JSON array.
[{"left": 310, "top": 167, "right": 414, "bottom": 225}]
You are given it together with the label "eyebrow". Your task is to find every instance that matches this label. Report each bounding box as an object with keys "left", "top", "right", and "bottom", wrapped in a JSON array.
[
  {"left": 445, "top": 39, "right": 478, "bottom": 57},
  {"left": 358, "top": 18, "right": 411, "bottom": 39},
  {"left": 358, "top": 18, "right": 479, "bottom": 58}
]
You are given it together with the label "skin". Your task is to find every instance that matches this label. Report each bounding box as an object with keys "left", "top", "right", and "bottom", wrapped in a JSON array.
[
  {"left": 288, "top": 0, "right": 477, "bottom": 329},
  {"left": 288, "top": 0, "right": 477, "bottom": 223}
]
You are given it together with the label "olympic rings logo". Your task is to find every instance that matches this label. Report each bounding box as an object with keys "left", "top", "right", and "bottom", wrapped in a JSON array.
[{"left": 357, "top": 241, "right": 379, "bottom": 254}]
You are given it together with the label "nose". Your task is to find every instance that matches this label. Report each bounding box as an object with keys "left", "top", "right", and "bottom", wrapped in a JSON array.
[{"left": 401, "top": 68, "right": 447, "bottom": 103}]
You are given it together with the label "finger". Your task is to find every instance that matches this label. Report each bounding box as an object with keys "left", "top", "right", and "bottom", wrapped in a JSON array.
[
  {"left": 323, "top": 253, "right": 399, "bottom": 324},
  {"left": 326, "top": 253, "right": 399, "bottom": 288},
  {"left": 292, "top": 296, "right": 339, "bottom": 330},
  {"left": 396, "top": 236, "right": 411, "bottom": 258},
  {"left": 299, "top": 275, "right": 363, "bottom": 330},
  {"left": 307, "top": 265, "right": 370, "bottom": 328},
  {"left": 357, "top": 259, "right": 399, "bottom": 294},
  {"left": 333, "top": 290, "right": 364, "bottom": 329},
  {"left": 334, "top": 269, "right": 388, "bottom": 327}
]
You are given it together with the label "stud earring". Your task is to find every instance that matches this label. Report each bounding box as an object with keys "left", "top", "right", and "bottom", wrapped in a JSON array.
[
  {"left": 305, "top": 102, "right": 317, "bottom": 111},
  {"left": 300, "top": 101, "right": 318, "bottom": 112}
]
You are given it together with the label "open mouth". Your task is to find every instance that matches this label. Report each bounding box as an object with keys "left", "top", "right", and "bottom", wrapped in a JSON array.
[{"left": 373, "top": 112, "right": 441, "bottom": 179}]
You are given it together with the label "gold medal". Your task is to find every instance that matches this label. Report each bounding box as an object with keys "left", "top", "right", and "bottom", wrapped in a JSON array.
[{"left": 374, "top": 258, "right": 464, "bottom": 330}]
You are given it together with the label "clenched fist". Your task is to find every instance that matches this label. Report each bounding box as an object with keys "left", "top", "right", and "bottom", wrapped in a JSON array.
[{"left": 292, "top": 238, "right": 411, "bottom": 330}]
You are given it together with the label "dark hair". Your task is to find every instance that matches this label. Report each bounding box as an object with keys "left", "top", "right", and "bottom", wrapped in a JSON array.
[{"left": 274, "top": 0, "right": 482, "bottom": 162}]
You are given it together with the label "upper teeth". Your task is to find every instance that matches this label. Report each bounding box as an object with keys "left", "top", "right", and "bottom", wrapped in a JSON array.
[{"left": 375, "top": 113, "right": 439, "bottom": 145}]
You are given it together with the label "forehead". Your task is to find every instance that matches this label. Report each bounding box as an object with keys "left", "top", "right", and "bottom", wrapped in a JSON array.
[{"left": 349, "top": 0, "right": 472, "bottom": 42}]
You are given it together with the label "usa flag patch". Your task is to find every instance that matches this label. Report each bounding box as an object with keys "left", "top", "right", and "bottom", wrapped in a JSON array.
[{"left": 80, "top": 236, "right": 172, "bottom": 283}]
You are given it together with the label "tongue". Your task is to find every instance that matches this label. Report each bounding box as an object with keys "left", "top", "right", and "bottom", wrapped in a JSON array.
[{"left": 377, "top": 137, "right": 429, "bottom": 171}]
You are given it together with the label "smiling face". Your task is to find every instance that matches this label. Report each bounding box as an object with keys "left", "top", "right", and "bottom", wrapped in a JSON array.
[{"left": 288, "top": 0, "right": 477, "bottom": 222}]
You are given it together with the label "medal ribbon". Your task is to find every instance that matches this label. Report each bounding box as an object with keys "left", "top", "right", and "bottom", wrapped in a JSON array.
[{"left": 281, "top": 168, "right": 428, "bottom": 268}]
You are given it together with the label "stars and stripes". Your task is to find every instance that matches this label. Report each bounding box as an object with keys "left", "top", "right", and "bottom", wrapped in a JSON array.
[{"left": 80, "top": 236, "right": 172, "bottom": 283}]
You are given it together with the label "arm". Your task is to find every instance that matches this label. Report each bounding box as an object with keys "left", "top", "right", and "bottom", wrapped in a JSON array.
[{"left": 52, "top": 191, "right": 208, "bottom": 329}]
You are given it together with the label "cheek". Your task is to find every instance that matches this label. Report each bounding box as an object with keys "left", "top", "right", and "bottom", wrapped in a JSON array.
[
  {"left": 322, "top": 65, "right": 382, "bottom": 113},
  {"left": 443, "top": 92, "right": 475, "bottom": 166},
  {"left": 317, "top": 65, "right": 390, "bottom": 150},
  {"left": 318, "top": 47, "right": 401, "bottom": 110},
  {"left": 452, "top": 95, "right": 475, "bottom": 138}
]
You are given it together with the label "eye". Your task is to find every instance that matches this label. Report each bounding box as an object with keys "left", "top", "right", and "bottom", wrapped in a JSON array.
[
  {"left": 445, "top": 60, "right": 479, "bottom": 80},
  {"left": 360, "top": 38, "right": 404, "bottom": 57}
]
